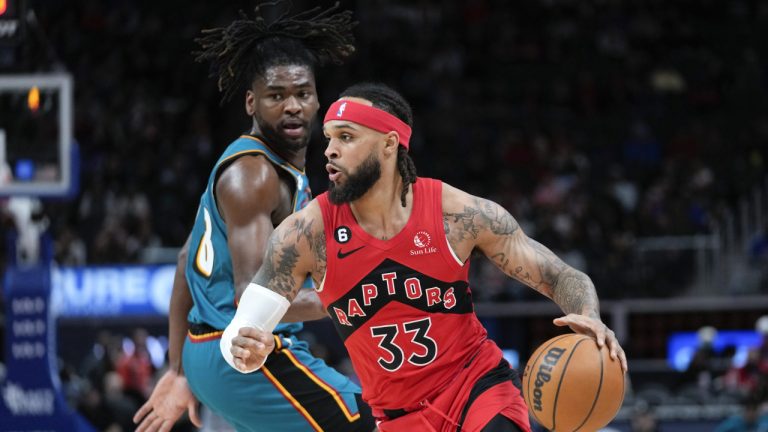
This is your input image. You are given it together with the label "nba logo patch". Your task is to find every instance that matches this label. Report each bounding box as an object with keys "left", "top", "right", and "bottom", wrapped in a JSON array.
[{"left": 336, "top": 101, "right": 347, "bottom": 117}]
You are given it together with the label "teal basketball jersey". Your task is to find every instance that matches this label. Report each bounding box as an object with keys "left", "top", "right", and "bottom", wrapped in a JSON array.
[{"left": 186, "top": 135, "right": 312, "bottom": 333}]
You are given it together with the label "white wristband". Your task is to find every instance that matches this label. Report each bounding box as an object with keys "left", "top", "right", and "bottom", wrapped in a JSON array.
[{"left": 220, "top": 283, "right": 291, "bottom": 373}]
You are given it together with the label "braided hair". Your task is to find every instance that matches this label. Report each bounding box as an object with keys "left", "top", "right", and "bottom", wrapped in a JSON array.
[
  {"left": 339, "top": 83, "right": 417, "bottom": 207},
  {"left": 194, "top": 1, "right": 356, "bottom": 103}
]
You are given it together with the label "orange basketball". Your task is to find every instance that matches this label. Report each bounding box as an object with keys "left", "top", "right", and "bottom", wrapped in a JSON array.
[{"left": 522, "top": 333, "right": 625, "bottom": 431}]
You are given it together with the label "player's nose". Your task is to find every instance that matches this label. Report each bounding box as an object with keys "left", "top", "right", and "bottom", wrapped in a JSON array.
[
  {"left": 283, "top": 96, "right": 301, "bottom": 115},
  {"left": 324, "top": 138, "right": 339, "bottom": 160}
]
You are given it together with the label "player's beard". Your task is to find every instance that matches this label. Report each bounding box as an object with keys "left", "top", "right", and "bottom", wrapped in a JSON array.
[
  {"left": 328, "top": 152, "right": 382, "bottom": 205},
  {"left": 256, "top": 118, "right": 311, "bottom": 153}
]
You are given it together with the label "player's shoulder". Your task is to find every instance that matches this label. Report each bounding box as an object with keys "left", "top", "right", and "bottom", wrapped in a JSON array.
[
  {"left": 215, "top": 154, "right": 282, "bottom": 211},
  {"left": 276, "top": 199, "right": 324, "bottom": 232},
  {"left": 439, "top": 181, "right": 480, "bottom": 213},
  {"left": 221, "top": 151, "right": 279, "bottom": 179},
  {"left": 216, "top": 135, "right": 282, "bottom": 178}
]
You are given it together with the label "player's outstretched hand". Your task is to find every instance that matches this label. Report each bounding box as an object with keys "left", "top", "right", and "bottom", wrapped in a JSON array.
[
  {"left": 553, "top": 313, "right": 628, "bottom": 373},
  {"left": 133, "top": 369, "right": 202, "bottom": 432},
  {"left": 231, "top": 326, "right": 275, "bottom": 372}
]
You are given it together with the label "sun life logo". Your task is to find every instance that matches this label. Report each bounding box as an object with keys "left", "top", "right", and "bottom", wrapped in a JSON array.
[
  {"left": 414, "top": 231, "right": 431, "bottom": 248},
  {"left": 336, "top": 101, "right": 347, "bottom": 117},
  {"left": 410, "top": 231, "right": 437, "bottom": 256}
]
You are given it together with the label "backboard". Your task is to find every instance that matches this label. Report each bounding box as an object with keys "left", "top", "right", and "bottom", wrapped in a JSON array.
[{"left": 0, "top": 73, "right": 74, "bottom": 197}]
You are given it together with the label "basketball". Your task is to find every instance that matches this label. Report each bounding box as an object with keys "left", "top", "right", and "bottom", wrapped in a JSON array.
[{"left": 522, "top": 333, "right": 625, "bottom": 431}]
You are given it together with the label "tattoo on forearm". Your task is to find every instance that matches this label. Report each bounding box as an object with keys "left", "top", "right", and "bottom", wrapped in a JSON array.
[
  {"left": 491, "top": 245, "right": 551, "bottom": 297},
  {"left": 522, "top": 238, "right": 600, "bottom": 318},
  {"left": 492, "top": 237, "right": 599, "bottom": 318},
  {"left": 552, "top": 268, "right": 600, "bottom": 319},
  {"left": 527, "top": 238, "right": 567, "bottom": 287},
  {"left": 452, "top": 196, "right": 601, "bottom": 319}
]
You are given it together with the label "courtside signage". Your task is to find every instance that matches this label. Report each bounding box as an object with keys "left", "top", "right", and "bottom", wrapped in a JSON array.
[{"left": 51, "top": 265, "right": 175, "bottom": 317}]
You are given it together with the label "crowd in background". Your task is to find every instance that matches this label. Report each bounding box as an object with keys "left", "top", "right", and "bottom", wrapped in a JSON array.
[
  {"left": 57, "top": 327, "right": 198, "bottom": 432},
  {"left": 4, "top": 0, "right": 764, "bottom": 299},
  {"left": 2, "top": 0, "right": 768, "bottom": 429}
]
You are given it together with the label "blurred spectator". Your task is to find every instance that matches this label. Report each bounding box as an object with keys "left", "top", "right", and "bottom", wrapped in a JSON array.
[
  {"left": 684, "top": 326, "right": 718, "bottom": 397},
  {"left": 102, "top": 371, "right": 139, "bottom": 431},
  {"left": 54, "top": 226, "right": 87, "bottom": 265},
  {"left": 723, "top": 349, "right": 768, "bottom": 399},
  {"left": 115, "top": 329, "right": 154, "bottom": 406},
  {"left": 750, "top": 223, "right": 768, "bottom": 289},
  {"left": 751, "top": 223, "right": 768, "bottom": 262},
  {"left": 630, "top": 400, "right": 659, "bottom": 432},
  {"left": 76, "top": 383, "right": 122, "bottom": 432},
  {"left": 757, "top": 316, "right": 768, "bottom": 402},
  {"left": 80, "top": 330, "right": 119, "bottom": 388},
  {"left": 758, "top": 316, "right": 768, "bottom": 367},
  {"left": 714, "top": 396, "right": 768, "bottom": 432}
]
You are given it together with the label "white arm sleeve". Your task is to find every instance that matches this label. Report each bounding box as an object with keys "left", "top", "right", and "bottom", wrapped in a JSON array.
[{"left": 220, "top": 283, "right": 290, "bottom": 373}]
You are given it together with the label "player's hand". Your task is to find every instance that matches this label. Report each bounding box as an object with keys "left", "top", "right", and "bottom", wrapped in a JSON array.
[
  {"left": 133, "top": 369, "right": 202, "bottom": 432},
  {"left": 230, "top": 326, "right": 275, "bottom": 372},
  {"left": 553, "top": 313, "right": 628, "bottom": 373}
]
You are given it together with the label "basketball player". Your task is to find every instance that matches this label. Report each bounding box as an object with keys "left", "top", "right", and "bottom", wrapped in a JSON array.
[
  {"left": 132, "top": 5, "right": 375, "bottom": 432},
  {"left": 223, "top": 83, "right": 629, "bottom": 431}
]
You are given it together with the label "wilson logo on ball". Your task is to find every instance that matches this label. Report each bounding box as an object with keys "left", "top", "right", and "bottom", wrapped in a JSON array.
[
  {"left": 532, "top": 347, "right": 566, "bottom": 411},
  {"left": 523, "top": 334, "right": 625, "bottom": 431}
]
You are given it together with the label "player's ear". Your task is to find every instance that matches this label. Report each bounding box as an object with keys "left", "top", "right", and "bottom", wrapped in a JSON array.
[
  {"left": 245, "top": 90, "right": 256, "bottom": 116},
  {"left": 383, "top": 131, "right": 400, "bottom": 156}
]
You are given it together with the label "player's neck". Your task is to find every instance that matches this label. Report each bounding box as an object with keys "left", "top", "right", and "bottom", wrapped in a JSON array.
[
  {"left": 349, "top": 174, "right": 413, "bottom": 240},
  {"left": 270, "top": 146, "right": 307, "bottom": 171}
]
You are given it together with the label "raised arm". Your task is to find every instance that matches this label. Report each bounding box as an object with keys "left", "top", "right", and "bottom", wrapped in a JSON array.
[
  {"left": 221, "top": 202, "right": 326, "bottom": 372},
  {"left": 441, "top": 183, "right": 627, "bottom": 371}
]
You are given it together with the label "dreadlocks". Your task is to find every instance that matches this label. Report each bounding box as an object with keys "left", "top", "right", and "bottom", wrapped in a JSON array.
[
  {"left": 194, "top": 1, "right": 356, "bottom": 103},
  {"left": 339, "top": 83, "right": 418, "bottom": 207}
]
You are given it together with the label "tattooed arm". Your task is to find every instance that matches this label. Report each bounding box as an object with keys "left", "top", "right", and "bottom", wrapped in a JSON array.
[
  {"left": 442, "top": 183, "right": 627, "bottom": 371},
  {"left": 224, "top": 201, "right": 327, "bottom": 372},
  {"left": 251, "top": 200, "right": 326, "bottom": 302},
  {"left": 256, "top": 202, "right": 329, "bottom": 322}
]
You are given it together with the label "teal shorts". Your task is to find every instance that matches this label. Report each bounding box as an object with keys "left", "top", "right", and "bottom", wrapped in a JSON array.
[{"left": 183, "top": 330, "right": 371, "bottom": 432}]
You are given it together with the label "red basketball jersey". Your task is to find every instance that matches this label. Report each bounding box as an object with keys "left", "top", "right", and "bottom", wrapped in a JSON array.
[{"left": 316, "top": 178, "right": 489, "bottom": 410}]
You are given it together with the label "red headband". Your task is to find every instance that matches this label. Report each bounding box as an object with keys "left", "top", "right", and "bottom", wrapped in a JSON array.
[{"left": 324, "top": 99, "right": 412, "bottom": 150}]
